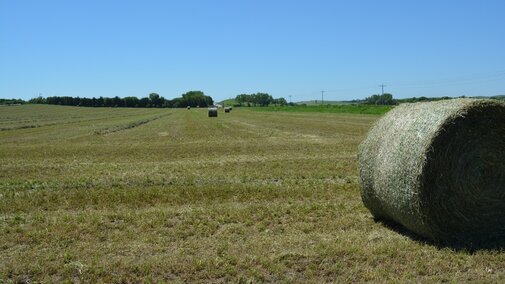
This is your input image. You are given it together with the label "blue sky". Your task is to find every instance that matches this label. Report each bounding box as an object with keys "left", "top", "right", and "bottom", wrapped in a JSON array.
[{"left": 1, "top": 0, "right": 505, "bottom": 102}]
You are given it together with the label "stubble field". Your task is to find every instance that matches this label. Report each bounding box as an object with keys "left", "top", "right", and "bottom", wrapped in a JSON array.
[{"left": 1, "top": 104, "right": 505, "bottom": 282}]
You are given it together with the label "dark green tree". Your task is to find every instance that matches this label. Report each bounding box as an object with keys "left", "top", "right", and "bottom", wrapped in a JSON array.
[
  {"left": 180, "top": 91, "right": 213, "bottom": 107},
  {"left": 364, "top": 93, "right": 397, "bottom": 105},
  {"left": 124, "top": 96, "right": 139, "bottom": 107},
  {"left": 149, "top": 93, "right": 161, "bottom": 107}
]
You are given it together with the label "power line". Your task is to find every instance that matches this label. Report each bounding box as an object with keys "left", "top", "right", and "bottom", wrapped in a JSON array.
[{"left": 379, "top": 84, "right": 386, "bottom": 95}]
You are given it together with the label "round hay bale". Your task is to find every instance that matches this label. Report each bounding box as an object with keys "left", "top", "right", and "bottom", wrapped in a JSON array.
[
  {"left": 224, "top": 107, "right": 231, "bottom": 113},
  {"left": 358, "top": 99, "right": 505, "bottom": 245},
  {"left": 187, "top": 106, "right": 191, "bottom": 110},
  {"left": 208, "top": 108, "right": 218, "bottom": 117}
]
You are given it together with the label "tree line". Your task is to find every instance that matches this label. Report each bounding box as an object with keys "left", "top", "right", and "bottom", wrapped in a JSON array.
[
  {"left": 363, "top": 93, "right": 398, "bottom": 105},
  {"left": 234, "top": 93, "right": 287, "bottom": 107},
  {"left": 0, "top": 98, "right": 26, "bottom": 105},
  {"left": 29, "top": 91, "right": 213, "bottom": 108}
]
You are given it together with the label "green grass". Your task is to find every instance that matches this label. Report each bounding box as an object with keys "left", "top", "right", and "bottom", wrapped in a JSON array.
[
  {"left": 1, "top": 104, "right": 505, "bottom": 282},
  {"left": 220, "top": 98, "right": 238, "bottom": 106},
  {"left": 251, "top": 104, "right": 393, "bottom": 115}
]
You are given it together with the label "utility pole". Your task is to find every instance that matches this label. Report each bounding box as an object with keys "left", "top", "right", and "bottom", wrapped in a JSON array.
[
  {"left": 288, "top": 95, "right": 292, "bottom": 103},
  {"left": 379, "top": 84, "right": 386, "bottom": 95},
  {"left": 321, "top": 90, "right": 325, "bottom": 105}
]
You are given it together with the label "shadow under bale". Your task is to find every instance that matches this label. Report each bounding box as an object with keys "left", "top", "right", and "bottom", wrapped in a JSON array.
[{"left": 359, "top": 99, "right": 505, "bottom": 248}]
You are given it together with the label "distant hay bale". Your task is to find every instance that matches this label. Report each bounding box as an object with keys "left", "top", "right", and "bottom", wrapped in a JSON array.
[
  {"left": 187, "top": 106, "right": 191, "bottom": 110},
  {"left": 224, "top": 107, "right": 231, "bottom": 113},
  {"left": 358, "top": 99, "right": 505, "bottom": 246},
  {"left": 208, "top": 108, "right": 218, "bottom": 117}
]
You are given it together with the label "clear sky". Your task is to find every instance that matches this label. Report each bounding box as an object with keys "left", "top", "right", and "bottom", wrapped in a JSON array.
[{"left": 1, "top": 0, "right": 505, "bottom": 102}]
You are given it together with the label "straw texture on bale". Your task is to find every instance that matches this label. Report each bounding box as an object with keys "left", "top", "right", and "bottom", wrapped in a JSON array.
[
  {"left": 359, "top": 99, "right": 505, "bottom": 245},
  {"left": 208, "top": 108, "right": 218, "bottom": 117}
]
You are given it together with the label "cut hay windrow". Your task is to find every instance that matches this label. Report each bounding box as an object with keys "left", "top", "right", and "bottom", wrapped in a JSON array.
[
  {"left": 93, "top": 114, "right": 169, "bottom": 135},
  {"left": 358, "top": 99, "right": 505, "bottom": 246}
]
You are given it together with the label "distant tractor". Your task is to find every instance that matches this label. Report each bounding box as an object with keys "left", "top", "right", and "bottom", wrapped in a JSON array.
[{"left": 208, "top": 108, "right": 218, "bottom": 117}]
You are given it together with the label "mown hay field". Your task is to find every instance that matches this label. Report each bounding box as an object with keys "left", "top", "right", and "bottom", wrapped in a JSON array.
[{"left": 1, "top": 104, "right": 505, "bottom": 282}]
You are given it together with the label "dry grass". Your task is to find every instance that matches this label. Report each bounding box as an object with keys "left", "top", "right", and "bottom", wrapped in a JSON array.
[{"left": 1, "top": 104, "right": 505, "bottom": 282}]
